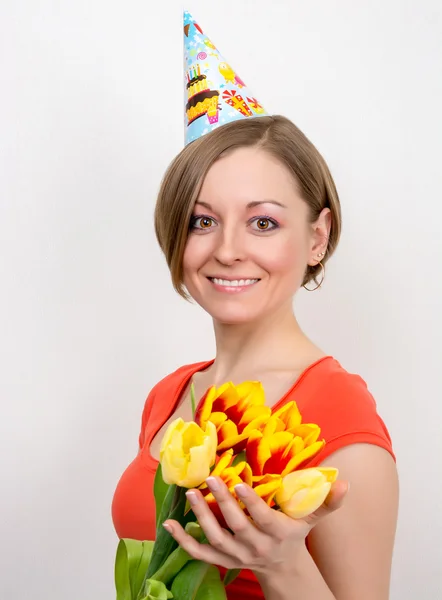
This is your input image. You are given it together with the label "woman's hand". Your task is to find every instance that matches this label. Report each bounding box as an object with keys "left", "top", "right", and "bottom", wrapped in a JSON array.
[{"left": 162, "top": 475, "right": 348, "bottom": 577}]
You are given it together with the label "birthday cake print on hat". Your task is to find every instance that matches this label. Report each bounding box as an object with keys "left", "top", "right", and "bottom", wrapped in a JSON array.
[{"left": 184, "top": 10, "right": 268, "bottom": 146}]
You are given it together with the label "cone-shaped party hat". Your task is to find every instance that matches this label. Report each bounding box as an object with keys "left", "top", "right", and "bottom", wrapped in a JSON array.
[{"left": 183, "top": 10, "right": 268, "bottom": 145}]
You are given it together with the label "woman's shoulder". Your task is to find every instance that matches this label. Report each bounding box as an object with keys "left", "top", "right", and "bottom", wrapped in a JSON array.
[
  {"left": 301, "top": 356, "right": 377, "bottom": 406},
  {"left": 299, "top": 357, "right": 396, "bottom": 465}
]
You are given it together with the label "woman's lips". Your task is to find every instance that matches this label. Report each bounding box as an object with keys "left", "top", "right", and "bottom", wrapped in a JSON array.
[{"left": 207, "top": 277, "right": 260, "bottom": 293}]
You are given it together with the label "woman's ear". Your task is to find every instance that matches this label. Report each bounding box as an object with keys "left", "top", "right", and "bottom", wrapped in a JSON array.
[{"left": 308, "top": 208, "right": 331, "bottom": 265}]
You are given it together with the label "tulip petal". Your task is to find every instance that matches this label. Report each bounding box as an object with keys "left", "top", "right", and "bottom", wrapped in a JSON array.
[
  {"left": 235, "top": 381, "right": 266, "bottom": 407},
  {"left": 161, "top": 445, "right": 187, "bottom": 485},
  {"left": 273, "top": 401, "right": 302, "bottom": 429},
  {"left": 160, "top": 419, "right": 217, "bottom": 488},
  {"left": 243, "top": 412, "right": 273, "bottom": 434},
  {"left": 281, "top": 435, "right": 304, "bottom": 461},
  {"left": 195, "top": 386, "right": 217, "bottom": 428},
  {"left": 217, "top": 431, "right": 250, "bottom": 453},
  {"left": 221, "top": 467, "right": 244, "bottom": 488},
  {"left": 210, "top": 449, "right": 234, "bottom": 477},
  {"left": 246, "top": 430, "right": 269, "bottom": 476},
  {"left": 316, "top": 467, "right": 339, "bottom": 483},
  {"left": 208, "top": 412, "right": 228, "bottom": 429},
  {"left": 281, "top": 441, "right": 325, "bottom": 476},
  {"left": 253, "top": 474, "right": 282, "bottom": 504},
  {"left": 183, "top": 444, "right": 213, "bottom": 488},
  {"left": 261, "top": 431, "right": 295, "bottom": 474},
  {"left": 240, "top": 462, "right": 253, "bottom": 486},
  {"left": 238, "top": 405, "right": 272, "bottom": 432},
  {"left": 276, "top": 469, "right": 326, "bottom": 503},
  {"left": 159, "top": 418, "right": 185, "bottom": 457},
  {"left": 213, "top": 383, "right": 242, "bottom": 414},
  {"left": 217, "top": 419, "right": 239, "bottom": 442},
  {"left": 221, "top": 382, "right": 266, "bottom": 424},
  {"left": 262, "top": 416, "right": 285, "bottom": 437},
  {"left": 303, "top": 430, "right": 320, "bottom": 446},
  {"left": 280, "top": 482, "right": 332, "bottom": 519},
  {"left": 288, "top": 424, "right": 321, "bottom": 445},
  {"left": 181, "top": 421, "right": 205, "bottom": 453}
]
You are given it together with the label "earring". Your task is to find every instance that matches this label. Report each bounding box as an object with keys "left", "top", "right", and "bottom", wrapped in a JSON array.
[{"left": 302, "top": 252, "right": 326, "bottom": 292}]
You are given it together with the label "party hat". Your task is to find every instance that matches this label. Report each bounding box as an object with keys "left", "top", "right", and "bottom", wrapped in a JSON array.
[{"left": 183, "top": 10, "right": 268, "bottom": 146}]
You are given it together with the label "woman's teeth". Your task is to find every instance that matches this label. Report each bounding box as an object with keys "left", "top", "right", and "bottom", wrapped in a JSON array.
[{"left": 210, "top": 278, "right": 259, "bottom": 287}]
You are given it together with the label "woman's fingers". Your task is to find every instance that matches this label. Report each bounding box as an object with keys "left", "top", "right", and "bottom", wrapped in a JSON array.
[
  {"left": 303, "top": 480, "right": 349, "bottom": 526},
  {"left": 232, "top": 482, "right": 289, "bottom": 540},
  {"left": 164, "top": 477, "right": 349, "bottom": 572},
  {"left": 205, "top": 477, "right": 270, "bottom": 548},
  {"left": 184, "top": 486, "right": 241, "bottom": 557},
  {"left": 162, "top": 519, "right": 237, "bottom": 569}
]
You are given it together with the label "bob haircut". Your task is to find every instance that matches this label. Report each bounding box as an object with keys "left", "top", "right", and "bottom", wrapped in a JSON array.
[{"left": 154, "top": 115, "right": 341, "bottom": 298}]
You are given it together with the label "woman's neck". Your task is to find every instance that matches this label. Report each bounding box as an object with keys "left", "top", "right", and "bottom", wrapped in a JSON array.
[{"left": 208, "top": 304, "right": 322, "bottom": 385}]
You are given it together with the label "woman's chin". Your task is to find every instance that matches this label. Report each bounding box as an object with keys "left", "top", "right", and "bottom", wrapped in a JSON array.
[{"left": 206, "top": 305, "right": 263, "bottom": 326}]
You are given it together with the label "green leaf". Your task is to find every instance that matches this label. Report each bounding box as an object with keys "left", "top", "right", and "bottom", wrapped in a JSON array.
[
  {"left": 190, "top": 383, "right": 196, "bottom": 419},
  {"left": 115, "top": 538, "right": 154, "bottom": 600},
  {"left": 145, "top": 486, "right": 187, "bottom": 580},
  {"left": 170, "top": 560, "right": 210, "bottom": 600},
  {"left": 231, "top": 451, "right": 246, "bottom": 467},
  {"left": 139, "top": 579, "right": 173, "bottom": 600},
  {"left": 154, "top": 464, "right": 170, "bottom": 528},
  {"left": 171, "top": 561, "right": 227, "bottom": 600},
  {"left": 196, "top": 565, "right": 228, "bottom": 600},
  {"left": 151, "top": 522, "right": 205, "bottom": 585},
  {"left": 223, "top": 568, "right": 241, "bottom": 587}
]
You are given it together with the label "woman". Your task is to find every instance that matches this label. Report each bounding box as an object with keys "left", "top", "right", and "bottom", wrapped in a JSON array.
[{"left": 112, "top": 115, "right": 399, "bottom": 599}]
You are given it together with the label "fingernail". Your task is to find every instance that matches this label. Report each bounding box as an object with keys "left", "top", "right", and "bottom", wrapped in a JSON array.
[
  {"left": 206, "top": 476, "right": 220, "bottom": 492},
  {"left": 163, "top": 522, "right": 172, "bottom": 533},
  {"left": 234, "top": 484, "right": 248, "bottom": 498},
  {"left": 186, "top": 491, "right": 199, "bottom": 506}
]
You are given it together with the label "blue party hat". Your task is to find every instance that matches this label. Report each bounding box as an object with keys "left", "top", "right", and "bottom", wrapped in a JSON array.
[{"left": 183, "top": 10, "right": 268, "bottom": 146}]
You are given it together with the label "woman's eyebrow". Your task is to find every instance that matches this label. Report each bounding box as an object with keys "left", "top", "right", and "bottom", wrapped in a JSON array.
[
  {"left": 195, "top": 199, "right": 287, "bottom": 210},
  {"left": 195, "top": 201, "right": 213, "bottom": 210},
  {"left": 246, "top": 199, "right": 287, "bottom": 209}
]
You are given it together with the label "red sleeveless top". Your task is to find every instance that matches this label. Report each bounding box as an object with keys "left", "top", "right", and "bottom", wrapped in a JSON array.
[{"left": 112, "top": 357, "right": 395, "bottom": 599}]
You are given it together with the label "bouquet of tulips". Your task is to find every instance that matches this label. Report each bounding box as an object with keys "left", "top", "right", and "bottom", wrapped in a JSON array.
[{"left": 115, "top": 381, "right": 338, "bottom": 600}]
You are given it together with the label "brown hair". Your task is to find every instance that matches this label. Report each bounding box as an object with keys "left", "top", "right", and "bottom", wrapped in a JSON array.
[{"left": 154, "top": 115, "right": 342, "bottom": 297}]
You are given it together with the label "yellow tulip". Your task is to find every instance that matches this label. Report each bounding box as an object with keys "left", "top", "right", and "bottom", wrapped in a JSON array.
[
  {"left": 159, "top": 418, "right": 217, "bottom": 488},
  {"left": 275, "top": 467, "right": 339, "bottom": 519}
]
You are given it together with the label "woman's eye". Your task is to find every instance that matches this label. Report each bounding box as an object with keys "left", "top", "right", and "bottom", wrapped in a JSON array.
[
  {"left": 250, "top": 217, "right": 278, "bottom": 231},
  {"left": 190, "top": 216, "right": 216, "bottom": 230}
]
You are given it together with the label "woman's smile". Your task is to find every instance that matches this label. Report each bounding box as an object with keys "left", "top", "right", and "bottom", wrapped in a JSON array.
[{"left": 207, "top": 276, "right": 261, "bottom": 293}]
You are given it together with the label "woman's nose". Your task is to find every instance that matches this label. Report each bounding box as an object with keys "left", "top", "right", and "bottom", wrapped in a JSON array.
[{"left": 212, "top": 228, "right": 245, "bottom": 266}]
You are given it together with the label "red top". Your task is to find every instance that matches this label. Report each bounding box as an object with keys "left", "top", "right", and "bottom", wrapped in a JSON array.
[{"left": 112, "top": 356, "right": 395, "bottom": 600}]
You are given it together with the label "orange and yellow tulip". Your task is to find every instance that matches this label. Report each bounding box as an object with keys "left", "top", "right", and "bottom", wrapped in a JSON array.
[
  {"left": 199, "top": 449, "right": 253, "bottom": 499},
  {"left": 193, "top": 385, "right": 330, "bottom": 515},
  {"left": 246, "top": 408, "right": 324, "bottom": 478},
  {"left": 197, "top": 449, "right": 253, "bottom": 525},
  {"left": 196, "top": 381, "right": 272, "bottom": 453}
]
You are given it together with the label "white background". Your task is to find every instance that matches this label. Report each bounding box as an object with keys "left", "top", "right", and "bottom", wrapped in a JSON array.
[{"left": 1, "top": 1, "right": 441, "bottom": 598}]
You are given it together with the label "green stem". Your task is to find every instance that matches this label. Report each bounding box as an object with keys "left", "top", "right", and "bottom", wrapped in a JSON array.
[
  {"left": 151, "top": 547, "right": 191, "bottom": 585},
  {"left": 190, "top": 383, "right": 196, "bottom": 419},
  {"left": 151, "top": 523, "right": 205, "bottom": 585}
]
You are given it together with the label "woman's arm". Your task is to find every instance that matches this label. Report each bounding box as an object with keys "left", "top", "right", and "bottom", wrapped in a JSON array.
[
  {"left": 164, "top": 442, "right": 398, "bottom": 600},
  {"left": 257, "top": 443, "right": 399, "bottom": 600}
]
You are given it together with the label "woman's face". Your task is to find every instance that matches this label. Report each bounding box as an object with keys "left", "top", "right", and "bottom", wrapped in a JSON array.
[{"left": 182, "top": 146, "right": 329, "bottom": 325}]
